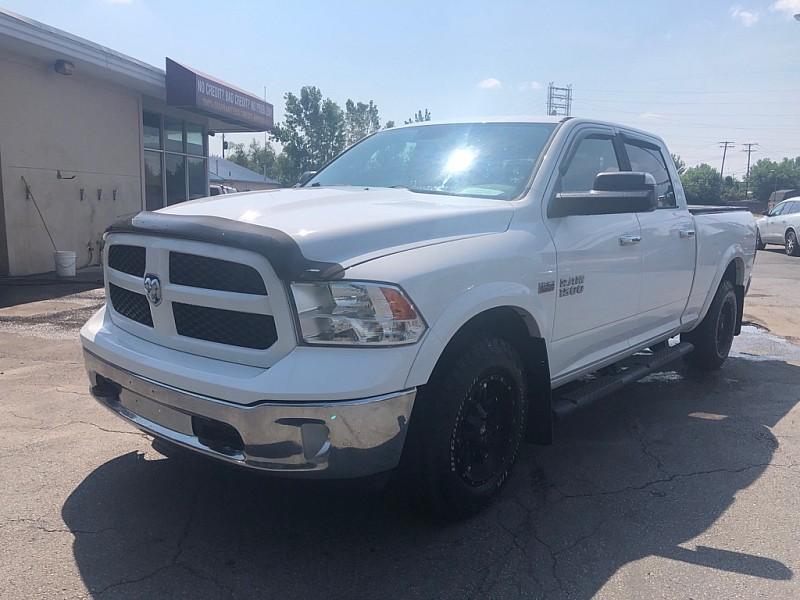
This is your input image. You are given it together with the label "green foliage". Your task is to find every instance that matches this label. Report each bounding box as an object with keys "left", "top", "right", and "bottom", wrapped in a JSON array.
[
  {"left": 748, "top": 157, "right": 800, "bottom": 204},
  {"left": 220, "top": 88, "right": 430, "bottom": 186},
  {"left": 344, "top": 99, "right": 381, "bottom": 145},
  {"left": 271, "top": 86, "right": 347, "bottom": 185},
  {"left": 404, "top": 109, "right": 431, "bottom": 125},
  {"left": 671, "top": 154, "right": 686, "bottom": 175},
  {"left": 680, "top": 163, "right": 721, "bottom": 204},
  {"left": 225, "top": 140, "right": 277, "bottom": 177}
]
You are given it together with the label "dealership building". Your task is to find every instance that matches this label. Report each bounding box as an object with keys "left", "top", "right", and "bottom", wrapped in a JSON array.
[{"left": 0, "top": 9, "right": 274, "bottom": 276}]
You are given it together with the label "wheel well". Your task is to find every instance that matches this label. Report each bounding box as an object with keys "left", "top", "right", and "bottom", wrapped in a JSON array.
[
  {"left": 721, "top": 259, "right": 745, "bottom": 335},
  {"left": 786, "top": 227, "right": 796, "bottom": 239},
  {"left": 432, "top": 307, "right": 553, "bottom": 445}
]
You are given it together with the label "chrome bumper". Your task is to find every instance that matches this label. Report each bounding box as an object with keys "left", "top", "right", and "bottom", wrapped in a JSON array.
[{"left": 84, "top": 350, "right": 416, "bottom": 478}]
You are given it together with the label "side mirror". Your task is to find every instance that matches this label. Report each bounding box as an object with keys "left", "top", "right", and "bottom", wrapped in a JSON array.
[
  {"left": 297, "top": 170, "right": 317, "bottom": 186},
  {"left": 549, "top": 172, "right": 657, "bottom": 218}
]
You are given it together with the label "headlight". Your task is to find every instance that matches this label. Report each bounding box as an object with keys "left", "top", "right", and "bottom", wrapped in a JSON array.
[{"left": 290, "top": 281, "right": 426, "bottom": 346}]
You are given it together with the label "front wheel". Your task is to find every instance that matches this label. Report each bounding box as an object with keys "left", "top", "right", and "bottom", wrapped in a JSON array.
[
  {"left": 682, "top": 279, "right": 738, "bottom": 371},
  {"left": 400, "top": 336, "right": 528, "bottom": 518},
  {"left": 786, "top": 230, "right": 800, "bottom": 256}
]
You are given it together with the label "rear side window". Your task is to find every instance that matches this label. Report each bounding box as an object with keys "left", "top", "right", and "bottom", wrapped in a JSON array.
[
  {"left": 559, "top": 136, "right": 620, "bottom": 192},
  {"left": 623, "top": 140, "right": 676, "bottom": 208},
  {"left": 788, "top": 201, "right": 800, "bottom": 215}
]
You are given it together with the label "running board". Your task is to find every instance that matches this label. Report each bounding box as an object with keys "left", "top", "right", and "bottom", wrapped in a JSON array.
[{"left": 552, "top": 342, "right": 694, "bottom": 420}]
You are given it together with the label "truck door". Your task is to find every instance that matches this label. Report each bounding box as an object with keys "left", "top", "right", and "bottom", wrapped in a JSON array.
[
  {"left": 545, "top": 129, "right": 643, "bottom": 380},
  {"left": 622, "top": 135, "right": 696, "bottom": 344}
]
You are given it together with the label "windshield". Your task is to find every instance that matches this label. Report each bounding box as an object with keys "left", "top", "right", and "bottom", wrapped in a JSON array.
[{"left": 306, "top": 122, "right": 557, "bottom": 200}]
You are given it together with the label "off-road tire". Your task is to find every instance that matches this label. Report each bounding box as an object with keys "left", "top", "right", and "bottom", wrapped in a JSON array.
[
  {"left": 400, "top": 336, "right": 528, "bottom": 519},
  {"left": 682, "top": 279, "right": 737, "bottom": 371}
]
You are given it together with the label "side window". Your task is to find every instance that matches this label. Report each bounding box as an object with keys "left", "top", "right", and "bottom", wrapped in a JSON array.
[
  {"left": 624, "top": 140, "right": 676, "bottom": 208},
  {"left": 789, "top": 201, "right": 800, "bottom": 215},
  {"left": 559, "top": 136, "right": 620, "bottom": 193},
  {"left": 771, "top": 203, "right": 786, "bottom": 217}
]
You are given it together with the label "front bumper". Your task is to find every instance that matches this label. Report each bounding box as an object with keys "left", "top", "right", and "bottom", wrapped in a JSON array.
[{"left": 84, "top": 350, "right": 416, "bottom": 478}]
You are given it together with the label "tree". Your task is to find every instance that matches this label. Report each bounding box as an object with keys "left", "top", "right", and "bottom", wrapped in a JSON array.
[
  {"left": 671, "top": 154, "right": 686, "bottom": 176},
  {"left": 221, "top": 140, "right": 280, "bottom": 181},
  {"left": 404, "top": 109, "right": 431, "bottom": 125},
  {"left": 246, "top": 139, "right": 277, "bottom": 177},
  {"left": 344, "top": 99, "right": 381, "bottom": 145},
  {"left": 384, "top": 120, "right": 395, "bottom": 129},
  {"left": 680, "top": 163, "right": 721, "bottom": 204},
  {"left": 226, "top": 142, "right": 249, "bottom": 168},
  {"left": 748, "top": 157, "right": 800, "bottom": 205},
  {"left": 271, "top": 86, "right": 346, "bottom": 185}
]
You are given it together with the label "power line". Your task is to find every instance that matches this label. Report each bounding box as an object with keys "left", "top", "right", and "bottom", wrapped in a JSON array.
[{"left": 578, "top": 87, "right": 800, "bottom": 95}]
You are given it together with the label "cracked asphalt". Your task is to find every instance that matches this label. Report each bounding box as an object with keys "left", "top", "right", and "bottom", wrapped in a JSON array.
[{"left": 1, "top": 250, "right": 799, "bottom": 599}]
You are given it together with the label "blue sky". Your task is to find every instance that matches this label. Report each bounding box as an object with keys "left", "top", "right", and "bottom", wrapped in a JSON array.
[{"left": 5, "top": 0, "right": 800, "bottom": 176}]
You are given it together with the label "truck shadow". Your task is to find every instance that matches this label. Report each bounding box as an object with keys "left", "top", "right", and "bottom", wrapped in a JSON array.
[{"left": 62, "top": 356, "right": 797, "bottom": 599}]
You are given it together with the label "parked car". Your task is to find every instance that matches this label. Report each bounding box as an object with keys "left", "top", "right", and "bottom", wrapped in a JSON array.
[
  {"left": 81, "top": 118, "right": 756, "bottom": 517},
  {"left": 209, "top": 184, "right": 237, "bottom": 196},
  {"left": 766, "top": 189, "right": 800, "bottom": 212},
  {"left": 756, "top": 199, "right": 800, "bottom": 256}
]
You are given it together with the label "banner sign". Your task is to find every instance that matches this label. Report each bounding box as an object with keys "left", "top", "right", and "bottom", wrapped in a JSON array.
[{"left": 166, "top": 58, "right": 273, "bottom": 131}]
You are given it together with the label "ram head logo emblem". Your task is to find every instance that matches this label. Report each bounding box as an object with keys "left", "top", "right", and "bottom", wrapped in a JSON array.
[{"left": 143, "top": 274, "right": 162, "bottom": 306}]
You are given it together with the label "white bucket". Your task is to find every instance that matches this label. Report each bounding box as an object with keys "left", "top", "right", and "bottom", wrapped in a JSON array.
[{"left": 54, "top": 251, "right": 77, "bottom": 278}]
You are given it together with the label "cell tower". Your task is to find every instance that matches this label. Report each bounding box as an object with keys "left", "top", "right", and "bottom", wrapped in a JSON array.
[{"left": 546, "top": 82, "right": 573, "bottom": 116}]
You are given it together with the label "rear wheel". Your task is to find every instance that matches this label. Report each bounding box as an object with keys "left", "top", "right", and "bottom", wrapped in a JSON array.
[
  {"left": 401, "top": 336, "right": 527, "bottom": 519},
  {"left": 756, "top": 229, "right": 766, "bottom": 251},
  {"left": 682, "top": 279, "right": 737, "bottom": 371},
  {"left": 786, "top": 230, "right": 800, "bottom": 256}
]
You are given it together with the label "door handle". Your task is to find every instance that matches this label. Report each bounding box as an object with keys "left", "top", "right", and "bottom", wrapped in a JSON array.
[
  {"left": 619, "top": 234, "right": 641, "bottom": 246},
  {"left": 679, "top": 229, "right": 696, "bottom": 239}
]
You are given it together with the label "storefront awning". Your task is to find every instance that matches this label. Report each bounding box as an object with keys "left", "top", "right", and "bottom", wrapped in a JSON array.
[{"left": 165, "top": 58, "right": 273, "bottom": 132}]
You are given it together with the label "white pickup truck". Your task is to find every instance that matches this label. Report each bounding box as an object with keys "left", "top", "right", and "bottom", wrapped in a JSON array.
[{"left": 81, "top": 117, "right": 756, "bottom": 517}]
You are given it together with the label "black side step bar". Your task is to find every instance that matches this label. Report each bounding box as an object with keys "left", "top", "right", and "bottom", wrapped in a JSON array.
[{"left": 552, "top": 342, "right": 694, "bottom": 420}]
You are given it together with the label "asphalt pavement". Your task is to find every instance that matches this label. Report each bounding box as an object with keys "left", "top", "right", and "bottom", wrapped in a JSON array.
[{"left": 1, "top": 250, "right": 799, "bottom": 599}]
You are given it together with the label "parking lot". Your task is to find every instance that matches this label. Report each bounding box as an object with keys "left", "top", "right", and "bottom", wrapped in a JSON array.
[{"left": 1, "top": 249, "right": 799, "bottom": 600}]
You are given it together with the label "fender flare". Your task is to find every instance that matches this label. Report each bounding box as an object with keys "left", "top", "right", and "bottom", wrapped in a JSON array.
[
  {"left": 693, "top": 249, "right": 746, "bottom": 330},
  {"left": 404, "top": 281, "right": 548, "bottom": 388}
]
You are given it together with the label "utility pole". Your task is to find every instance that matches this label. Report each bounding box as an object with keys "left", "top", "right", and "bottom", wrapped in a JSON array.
[
  {"left": 547, "top": 83, "right": 573, "bottom": 116},
  {"left": 741, "top": 143, "right": 758, "bottom": 200},
  {"left": 222, "top": 133, "right": 226, "bottom": 159},
  {"left": 718, "top": 141, "right": 735, "bottom": 183},
  {"left": 264, "top": 86, "right": 274, "bottom": 182}
]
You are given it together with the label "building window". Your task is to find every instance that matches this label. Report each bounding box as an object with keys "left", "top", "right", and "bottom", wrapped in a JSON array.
[
  {"left": 142, "top": 111, "right": 207, "bottom": 209},
  {"left": 188, "top": 157, "right": 207, "bottom": 200},
  {"left": 144, "top": 150, "right": 163, "bottom": 211}
]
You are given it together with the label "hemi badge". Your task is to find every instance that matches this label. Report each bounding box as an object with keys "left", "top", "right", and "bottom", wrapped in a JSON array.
[{"left": 538, "top": 280, "right": 555, "bottom": 294}]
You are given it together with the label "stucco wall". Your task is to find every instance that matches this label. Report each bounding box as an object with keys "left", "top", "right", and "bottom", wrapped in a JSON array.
[{"left": 0, "top": 49, "right": 143, "bottom": 275}]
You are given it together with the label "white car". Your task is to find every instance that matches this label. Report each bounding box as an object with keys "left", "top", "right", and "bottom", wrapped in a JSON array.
[
  {"left": 756, "top": 199, "right": 800, "bottom": 256},
  {"left": 81, "top": 117, "right": 756, "bottom": 517}
]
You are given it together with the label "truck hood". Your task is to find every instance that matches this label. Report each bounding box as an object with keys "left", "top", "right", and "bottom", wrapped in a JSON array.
[{"left": 159, "top": 186, "right": 514, "bottom": 266}]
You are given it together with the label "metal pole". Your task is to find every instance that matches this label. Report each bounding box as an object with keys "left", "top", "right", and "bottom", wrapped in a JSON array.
[
  {"left": 742, "top": 143, "right": 757, "bottom": 200},
  {"left": 264, "top": 86, "right": 267, "bottom": 183}
]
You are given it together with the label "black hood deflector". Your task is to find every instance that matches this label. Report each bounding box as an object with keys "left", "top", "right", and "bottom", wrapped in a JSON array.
[{"left": 107, "top": 212, "right": 344, "bottom": 281}]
